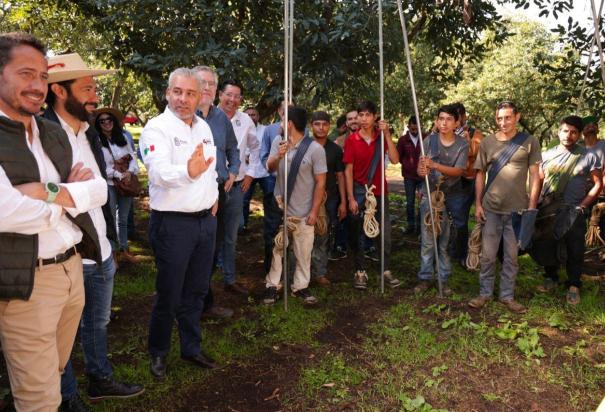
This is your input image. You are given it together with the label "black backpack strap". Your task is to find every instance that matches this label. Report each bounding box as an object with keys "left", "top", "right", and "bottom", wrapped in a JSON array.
[
  {"left": 484, "top": 132, "right": 530, "bottom": 195},
  {"left": 366, "top": 133, "right": 383, "bottom": 186},
  {"left": 286, "top": 136, "right": 314, "bottom": 201}
]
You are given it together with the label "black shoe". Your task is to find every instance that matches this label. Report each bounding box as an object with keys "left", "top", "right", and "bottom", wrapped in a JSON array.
[
  {"left": 87, "top": 375, "right": 145, "bottom": 401},
  {"left": 60, "top": 393, "right": 90, "bottom": 412},
  {"left": 262, "top": 286, "right": 279, "bottom": 305},
  {"left": 201, "top": 306, "right": 234, "bottom": 319},
  {"left": 328, "top": 247, "right": 347, "bottom": 261},
  {"left": 364, "top": 246, "right": 379, "bottom": 262},
  {"left": 291, "top": 288, "right": 318, "bottom": 305},
  {"left": 181, "top": 352, "right": 218, "bottom": 369},
  {"left": 150, "top": 356, "right": 167, "bottom": 378},
  {"left": 224, "top": 282, "right": 249, "bottom": 296}
]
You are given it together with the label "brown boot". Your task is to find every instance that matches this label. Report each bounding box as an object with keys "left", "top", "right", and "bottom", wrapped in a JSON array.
[
  {"left": 314, "top": 276, "right": 331, "bottom": 288},
  {"left": 499, "top": 298, "right": 527, "bottom": 314},
  {"left": 119, "top": 250, "right": 140, "bottom": 265},
  {"left": 468, "top": 295, "right": 491, "bottom": 309}
]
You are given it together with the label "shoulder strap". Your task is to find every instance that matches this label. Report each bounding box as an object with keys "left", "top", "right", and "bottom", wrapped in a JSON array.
[
  {"left": 484, "top": 132, "right": 530, "bottom": 195},
  {"left": 367, "top": 133, "right": 383, "bottom": 185},
  {"left": 554, "top": 147, "right": 583, "bottom": 198},
  {"left": 286, "top": 136, "right": 314, "bottom": 201}
]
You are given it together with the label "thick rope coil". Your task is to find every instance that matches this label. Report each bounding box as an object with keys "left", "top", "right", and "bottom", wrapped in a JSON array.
[
  {"left": 586, "top": 203, "right": 605, "bottom": 248},
  {"left": 273, "top": 216, "right": 302, "bottom": 255},
  {"left": 315, "top": 192, "right": 329, "bottom": 236},
  {"left": 465, "top": 223, "right": 483, "bottom": 271},
  {"left": 363, "top": 184, "right": 380, "bottom": 238},
  {"left": 423, "top": 178, "right": 445, "bottom": 236}
]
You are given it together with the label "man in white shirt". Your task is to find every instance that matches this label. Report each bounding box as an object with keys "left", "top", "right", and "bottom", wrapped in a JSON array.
[
  {"left": 217, "top": 79, "right": 262, "bottom": 295},
  {"left": 44, "top": 53, "right": 144, "bottom": 411},
  {"left": 141, "top": 67, "right": 219, "bottom": 378},
  {"left": 0, "top": 33, "right": 103, "bottom": 411},
  {"left": 242, "top": 105, "right": 270, "bottom": 231}
]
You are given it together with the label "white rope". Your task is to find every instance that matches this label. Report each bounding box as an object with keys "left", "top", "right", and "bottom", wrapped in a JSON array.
[
  {"left": 363, "top": 184, "right": 380, "bottom": 238},
  {"left": 377, "top": 0, "right": 386, "bottom": 293},
  {"left": 396, "top": 0, "right": 443, "bottom": 297}
]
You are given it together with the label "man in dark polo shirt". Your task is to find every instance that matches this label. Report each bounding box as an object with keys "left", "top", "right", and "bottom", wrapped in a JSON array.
[{"left": 309, "top": 111, "right": 346, "bottom": 286}]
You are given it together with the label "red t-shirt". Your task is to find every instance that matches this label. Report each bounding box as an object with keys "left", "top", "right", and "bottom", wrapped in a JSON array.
[{"left": 342, "top": 129, "right": 388, "bottom": 196}]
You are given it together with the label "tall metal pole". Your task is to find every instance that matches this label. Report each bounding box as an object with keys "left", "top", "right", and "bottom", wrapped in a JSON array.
[
  {"left": 590, "top": 0, "right": 605, "bottom": 89},
  {"left": 377, "top": 0, "right": 385, "bottom": 294},
  {"left": 282, "top": 0, "right": 291, "bottom": 310},
  {"left": 396, "top": 0, "right": 443, "bottom": 297},
  {"left": 288, "top": 0, "right": 294, "bottom": 104}
]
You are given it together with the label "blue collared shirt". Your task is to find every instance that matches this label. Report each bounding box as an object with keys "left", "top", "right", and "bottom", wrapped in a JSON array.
[{"left": 198, "top": 106, "right": 240, "bottom": 183}]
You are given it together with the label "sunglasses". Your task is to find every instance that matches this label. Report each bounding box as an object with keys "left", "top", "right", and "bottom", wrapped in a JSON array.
[{"left": 99, "top": 118, "right": 113, "bottom": 124}]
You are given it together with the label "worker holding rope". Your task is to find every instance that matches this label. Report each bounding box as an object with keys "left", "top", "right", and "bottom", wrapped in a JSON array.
[
  {"left": 343, "top": 101, "right": 400, "bottom": 290},
  {"left": 531, "top": 116, "right": 602, "bottom": 306},
  {"left": 414, "top": 105, "right": 469, "bottom": 297},
  {"left": 262, "top": 106, "right": 327, "bottom": 306}
]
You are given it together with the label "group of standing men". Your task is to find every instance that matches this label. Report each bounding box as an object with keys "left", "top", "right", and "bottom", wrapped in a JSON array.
[{"left": 0, "top": 30, "right": 604, "bottom": 412}]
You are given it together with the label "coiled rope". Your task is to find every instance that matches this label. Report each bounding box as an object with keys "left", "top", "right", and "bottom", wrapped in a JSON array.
[
  {"left": 363, "top": 184, "right": 380, "bottom": 238},
  {"left": 274, "top": 216, "right": 302, "bottom": 253},
  {"left": 423, "top": 178, "right": 445, "bottom": 236},
  {"left": 465, "top": 223, "right": 483, "bottom": 271},
  {"left": 586, "top": 203, "right": 605, "bottom": 248}
]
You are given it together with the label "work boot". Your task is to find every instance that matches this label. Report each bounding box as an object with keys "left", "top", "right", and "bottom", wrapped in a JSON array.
[
  {"left": 413, "top": 280, "right": 431, "bottom": 294},
  {"left": 353, "top": 270, "right": 368, "bottom": 290},
  {"left": 87, "top": 375, "right": 144, "bottom": 401},
  {"left": 383, "top": 271, "right": 401, "bottom": 288},
  {"left": 314, "top": 276, "right": 331, "bottom": 287},
  {"left": 201, "top": 306, "right": 234, "bottom": 319},
  {"left": 224, "top": 282, "right": 248, "bottom": 296},
  {"left": 60, "top": 393, "right": 89, "bottom": 412},
  {"left": 499, "top": 298, "right": 527, "bottom": 314},
  {"left": 536, "top": 278, "right": 557, "bottom": 293},
  {"left": 468, "top": 295, "right": 491, "bottom": 309}
]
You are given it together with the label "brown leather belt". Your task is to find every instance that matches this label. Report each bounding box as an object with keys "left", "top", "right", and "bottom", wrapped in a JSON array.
[{"left": 39, "top": 246, "right": 78, "bottom": 267}]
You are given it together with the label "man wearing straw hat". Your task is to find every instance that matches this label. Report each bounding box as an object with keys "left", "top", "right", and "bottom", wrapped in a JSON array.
[
  {"left": 0, "top": 33, "right": 102, "bottom": 411},
  {"left": 44, "top": 53, "right": 144, "bottom": 410}
]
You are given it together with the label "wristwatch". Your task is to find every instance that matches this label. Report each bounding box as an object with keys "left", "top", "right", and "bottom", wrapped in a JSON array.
[{"left": 45, "top": 182, "right": 59, "bottom": 203}]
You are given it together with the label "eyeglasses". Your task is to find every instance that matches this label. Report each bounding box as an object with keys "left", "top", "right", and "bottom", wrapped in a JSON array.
[
  {"left": 223, "top": 92, "right": 242, "bottom": 100},
  {"left": 99, "top": 118, "right": 113, "bottom": 124},
  {"left": 200, "top": 79, "right": 217, "bottom": 89}
]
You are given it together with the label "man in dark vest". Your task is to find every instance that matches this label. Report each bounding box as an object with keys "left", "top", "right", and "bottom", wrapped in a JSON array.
[
  {"left": 44, "top": 53, "right": 144, "bottom": 411},
  {"left": 0, "top": 33, "right": 103, "bottom": 411}
]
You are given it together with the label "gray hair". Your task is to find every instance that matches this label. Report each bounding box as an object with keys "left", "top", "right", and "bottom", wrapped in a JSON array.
[
  {"left": 168, "top": 67, "right": 203, "bottom": 90},
  {"left": 192, "top": 65, "right": 219, "bottom": 83}
]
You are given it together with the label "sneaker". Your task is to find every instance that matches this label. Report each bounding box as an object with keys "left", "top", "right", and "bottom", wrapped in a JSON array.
[
  {"left": 413, "top": 281, "right": 431, "bottom": 294},
  {"left": 364, "top": 246, "right": 379, "bottom": 262},
  {"left": 314, "top": 276, "right": 331, "bottom": 287},
  {"left": 566, "top": 286, "right": 580, "bottom": 305},
  {"left": 383, "top": 271, "right": 401, "bottom": 288},
  {"left": 60, "top": 393, "right": 90, "bottom": 412},
  {"left": 468, "top": 295, "right": 491, "bottom": 309},
  {"left": 329, "top": 247, "right": 347, "bottom": 261},
  {"left": 87, "top": 376, "right": 144, "bottom": 401},
  {"left": 292, "top": 288, "right": 318, "bottom": 305},
  {"left": 262, "top": 286, "right": 279, "bottom": 305},
  {"left": 499, "top": 298, "right": 527, "bottom": 314},
  {"left": 536, "top": 278, "right": 557, "bottom": 293},
  {"left": 353, "top": 270, "right": 368, "bottom": 290}
]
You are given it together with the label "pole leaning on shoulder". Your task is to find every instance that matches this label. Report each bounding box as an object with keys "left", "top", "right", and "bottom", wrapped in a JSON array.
[
  {"left": 282, "top": 0, "right": 292, "bottom": 310},
  {"left": 396, "top": 0, "right": 443, "bottom": 297}
]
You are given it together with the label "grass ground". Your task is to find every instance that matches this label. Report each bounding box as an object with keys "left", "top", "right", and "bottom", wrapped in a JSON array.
[{"left": 2, "top": 171, "right": 605, "bottom": 411}]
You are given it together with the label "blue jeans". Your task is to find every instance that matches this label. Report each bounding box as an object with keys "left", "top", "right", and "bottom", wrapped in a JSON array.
[
  {"left": 404, "top": 178, "right": 422, "bottom": 230},
  {"left": 61, "top": 257, "right": 116, "bottom": 400},
  {"left": 216, "top": 182, "right": 244, "bottom": 285},
  {"left": 148, "top": 211, "right": 216, "bottom": 358},
  {"left": 108, "top": 185, "right": 133, "bottom": 251},
  {"left": 445, "top": 192, "right": 469, "bottom": 260},
  {"left": 418, "top": 199, "right": 451, "bottom": 281},
  {"left": 263, "top": 177, "right": 283, "bottom": 274},
  {"left": 479, "top": 210, "right": 518, "bottom": 300},
  {"left": 242, "top": 176, "right": 272, "bottom": 228}
]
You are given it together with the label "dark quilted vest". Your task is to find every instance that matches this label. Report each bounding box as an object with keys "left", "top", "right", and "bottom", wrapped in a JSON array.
[{"left": 0, "top": 115, "right": 101, "bottom": 300}]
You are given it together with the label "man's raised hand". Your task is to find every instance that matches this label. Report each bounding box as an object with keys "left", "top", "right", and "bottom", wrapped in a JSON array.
[{"left": 188, "top": 144, "right": 214, "bottom": 178}]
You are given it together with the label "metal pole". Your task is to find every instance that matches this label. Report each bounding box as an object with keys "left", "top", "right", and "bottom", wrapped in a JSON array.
[
  {"left": 282, "top": 0, "right": 290, "bottom": 310},
  {"left": 288, "top": 0, "right": 294, "bottom": 104},
  {"left": 377, "top": 0, "right": 385, "bottom": 294},
  {"left": 590, "top": 0, "right": 605, "bottom": 89},
  {"left": 396, "top": 0, "right": 443, "bottom": 297}
]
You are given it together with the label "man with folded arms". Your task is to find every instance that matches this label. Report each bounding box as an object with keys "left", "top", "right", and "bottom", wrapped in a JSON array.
[{"left": 0, "top": 33, "right": 103, "bottom": 411}]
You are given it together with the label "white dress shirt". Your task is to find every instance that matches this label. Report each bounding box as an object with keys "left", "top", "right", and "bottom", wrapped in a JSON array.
[
  {"left": 230, "top": 111, "right": 262, "bottom": 181},
  {"left": 0, "top": 111, "right": 104, "bottom": 259},
  {"left": 249, "top": 123, "right": 268, "bottom": 179},
  {"left": 141, "top": 107, "right": 218, "bottom": 212},
  {"left": 56, "top": 113, "right": 112, "bottom": 263}
]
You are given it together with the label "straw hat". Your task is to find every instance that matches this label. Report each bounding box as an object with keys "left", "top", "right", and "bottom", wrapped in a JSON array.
[
  {"left": 48, "top": 53, "right": 116, "bottom": 84},
  {"left": 94, "top": 107, "right": 124, "bottom": 124}
]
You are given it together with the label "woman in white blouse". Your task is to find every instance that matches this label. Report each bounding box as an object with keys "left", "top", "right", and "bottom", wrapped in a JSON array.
[{"left": 94, "top": 110, "right": 139, "bottom": 263}]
